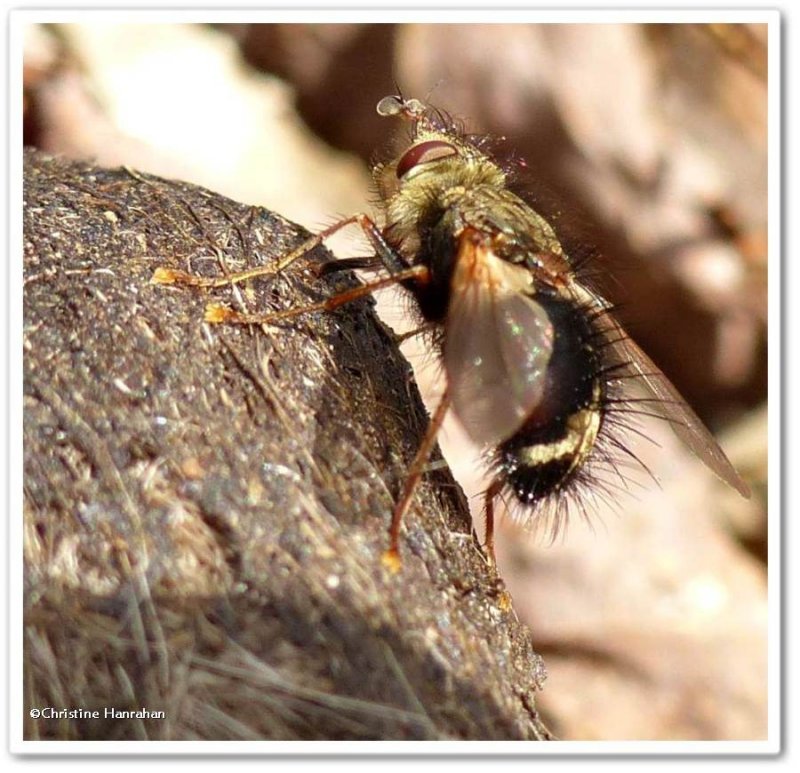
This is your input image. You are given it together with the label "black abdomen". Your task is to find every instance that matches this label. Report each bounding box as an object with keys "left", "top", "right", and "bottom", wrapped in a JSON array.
[{"left": 495, "top": 291, "right": 606, "bottom": 505}]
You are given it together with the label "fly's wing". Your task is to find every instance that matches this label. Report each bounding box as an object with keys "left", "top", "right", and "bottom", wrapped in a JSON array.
[
  {"left": 444, "top": 239, "right": 554, "bottom": 447},
  {"left": 582, "top": 287, "right": 751, "bottom": 498}
]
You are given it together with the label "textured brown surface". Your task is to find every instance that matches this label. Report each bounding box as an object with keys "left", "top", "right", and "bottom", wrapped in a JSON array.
[
  {"left": 21, "top": 21, "right": 769, "bottom": 741},
  {"left": 23, "top": 149, "right": 549, "bottom": 741}
]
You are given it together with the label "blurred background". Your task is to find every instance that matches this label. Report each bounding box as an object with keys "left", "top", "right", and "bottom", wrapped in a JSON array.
[{"left": 22, "top": 21, "right": 769, "bottom": 740}]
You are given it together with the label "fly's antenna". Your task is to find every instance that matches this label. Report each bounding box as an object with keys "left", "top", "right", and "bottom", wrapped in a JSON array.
[{"left": 376, "top": 95, "right": 432, "bottom": 132}]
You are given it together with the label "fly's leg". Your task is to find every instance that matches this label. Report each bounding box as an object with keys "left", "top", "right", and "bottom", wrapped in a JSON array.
[
  {"left": 392, "top": 322, "right": 436, "bottom": 346},
  {"left": 483, "top": 480, "right": 512, "bottom": 609},
  {"left": 382, "top": 388, "right": 452, "bottom": 573},
  {"left": 152, "top": 213, "right": 409, "bottom": 288},
  {"left": 483, "top": 479, "right": 504, "bottom": 568},
  {"left": 204, "top": 264, "right": 430, "bottom": 325}
]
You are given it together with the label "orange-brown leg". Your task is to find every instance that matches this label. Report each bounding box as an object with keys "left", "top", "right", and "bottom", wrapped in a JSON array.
[
  {"left": 483, "top": 480, "right": 512, "bottom": 610},
  {"left": 483, "top": 479, "right": 504, "bottom": 568},
  {"left": 381, "top": 388, "right": 452, "bottom": 572},
  {"left": 204, "top": 264, "right": 430, "bottom": 325},
  {"left": 152, "top": 213, "right": 408, "bottom": 288}
]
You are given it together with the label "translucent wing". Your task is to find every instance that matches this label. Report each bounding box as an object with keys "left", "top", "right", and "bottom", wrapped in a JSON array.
[
  {"left": 444, "top": 239, "right": 554, "bottom": 447},
  {"left": 580, "top": 286, "right": 751, "bottom": 498}
]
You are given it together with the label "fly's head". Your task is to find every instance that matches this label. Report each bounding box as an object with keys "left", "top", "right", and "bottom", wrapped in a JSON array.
[{"left": 373, "top": 95, "right": 507, "bottom": 257}]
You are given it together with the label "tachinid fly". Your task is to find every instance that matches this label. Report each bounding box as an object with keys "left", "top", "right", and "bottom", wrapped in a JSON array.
[{"left": 154, "top": 94, "right": 751, "bottom": 569}]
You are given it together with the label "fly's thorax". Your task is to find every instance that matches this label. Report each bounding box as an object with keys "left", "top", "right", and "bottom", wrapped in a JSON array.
[{"left": 375, "top": 129, "right": 507, "bottom": 261}]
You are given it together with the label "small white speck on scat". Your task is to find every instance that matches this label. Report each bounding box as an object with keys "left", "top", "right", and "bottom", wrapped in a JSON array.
[
  {"left": 113, "top": 378, "right": 133, "bottom": 395},
  {"left": 261, "top": 463, "right": 302, "bottom": 484},
  {"left": 154, "top": 416, "right": 168, "bottom": 426},
  {"left": 325, "top": 574, "right": 340, "bottom": 589}
]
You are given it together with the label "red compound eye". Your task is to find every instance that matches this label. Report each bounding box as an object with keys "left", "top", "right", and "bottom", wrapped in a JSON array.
[{"left": 396, "top": 140, "right": 457, "bottom": 178}]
